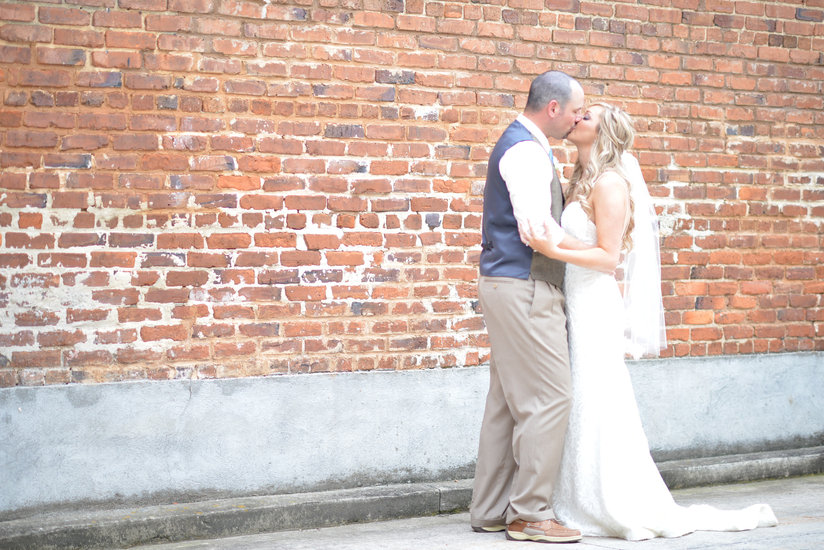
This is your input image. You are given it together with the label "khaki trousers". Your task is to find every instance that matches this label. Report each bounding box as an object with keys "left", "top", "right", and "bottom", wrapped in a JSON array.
[{"left": 470, "top": 275, "right": 572, "bottom": 526}]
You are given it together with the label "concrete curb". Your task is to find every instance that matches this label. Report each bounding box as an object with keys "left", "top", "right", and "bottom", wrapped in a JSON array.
[
  {"left": 2, "top": 447, "right": 822, "bottom": 550},
  {"left": 0, "top": 481, "right": 472, "bottom": 550},
  {"left": 659, "top": 445, "right": 824, "bottom": 489}
]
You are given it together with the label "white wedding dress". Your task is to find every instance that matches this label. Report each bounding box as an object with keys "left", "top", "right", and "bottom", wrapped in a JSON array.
[{"left": 551, "top": 200, "right": 778, "bottom": 540}]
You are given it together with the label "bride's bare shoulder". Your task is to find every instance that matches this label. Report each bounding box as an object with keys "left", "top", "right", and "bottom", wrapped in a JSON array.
[
  {"left": 592, "top": 171, "right": 627, "bottom": 196},
  {"left": 591, "top": 172, "right": 630, "bottom": 219}
]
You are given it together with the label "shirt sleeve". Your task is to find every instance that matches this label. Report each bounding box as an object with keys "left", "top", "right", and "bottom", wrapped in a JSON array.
[{"left": 499, "top": 140, "right": 565, "bottom": 246}]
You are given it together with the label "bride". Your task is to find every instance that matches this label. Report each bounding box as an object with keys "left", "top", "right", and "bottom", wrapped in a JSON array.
[{"left": 524, "top": 103, "right": 778, "bottom": 540}]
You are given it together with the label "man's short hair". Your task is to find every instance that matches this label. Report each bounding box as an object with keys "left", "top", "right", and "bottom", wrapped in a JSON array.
[{"left": 525, "top": 71, "right": 577, "bottom": 112}]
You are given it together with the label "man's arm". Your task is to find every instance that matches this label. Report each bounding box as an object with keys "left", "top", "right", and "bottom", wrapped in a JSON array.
[{"left": 500, "top": 141, "right": 561, "bottom": 245}]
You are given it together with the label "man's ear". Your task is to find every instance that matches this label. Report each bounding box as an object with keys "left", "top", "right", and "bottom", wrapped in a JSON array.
[{"left": 546, "top": 99, "right": 559, "bottom": 118}]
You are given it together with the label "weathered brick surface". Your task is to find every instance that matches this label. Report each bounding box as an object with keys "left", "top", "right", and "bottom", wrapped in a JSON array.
[{"left": 0, "top": 1, "right": 822, "bottom": 386}]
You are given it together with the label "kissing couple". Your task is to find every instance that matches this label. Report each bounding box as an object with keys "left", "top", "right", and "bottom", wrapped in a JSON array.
[{"left": 470, "top": 71, "right": 778, "bottom": 543}]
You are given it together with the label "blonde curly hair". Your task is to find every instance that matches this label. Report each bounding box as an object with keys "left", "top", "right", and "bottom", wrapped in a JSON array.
[{"left": 565, "top": 103, "right": 636, "bottom": 250}]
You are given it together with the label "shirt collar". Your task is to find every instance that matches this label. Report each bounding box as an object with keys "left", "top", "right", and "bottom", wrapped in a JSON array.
[{"left": 516, "top": 114, "right": 551, "bottom": 153}]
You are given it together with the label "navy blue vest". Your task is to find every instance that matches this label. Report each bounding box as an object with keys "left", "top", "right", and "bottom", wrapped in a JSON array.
[{"left": 479, "top": 120, "right": 565, "bottom": 286}]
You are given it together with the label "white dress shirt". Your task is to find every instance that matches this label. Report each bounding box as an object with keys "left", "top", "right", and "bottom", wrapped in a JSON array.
[{"left": 499, "top": 114, "right": 565, "bottom": 246}]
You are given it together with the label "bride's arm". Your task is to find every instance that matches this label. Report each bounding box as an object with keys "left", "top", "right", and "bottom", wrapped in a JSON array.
[
  {"left": 556, "top": 231, "right": 592, "bottom": 251},
  {"left": 518, "top": 219, "right": 591, "bottom": 251},
  {"left": 526, "top": 173, "right": 628, "bottom": 272}
]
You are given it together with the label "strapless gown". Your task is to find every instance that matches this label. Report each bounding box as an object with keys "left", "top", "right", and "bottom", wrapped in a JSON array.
[{"left": 551, "top": 201, "right": 778, "bottom": 540}]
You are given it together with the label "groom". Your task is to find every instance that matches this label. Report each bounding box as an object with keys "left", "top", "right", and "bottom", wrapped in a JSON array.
[{"left": 471, "top": 71, "right": 584, "bottom": 543}]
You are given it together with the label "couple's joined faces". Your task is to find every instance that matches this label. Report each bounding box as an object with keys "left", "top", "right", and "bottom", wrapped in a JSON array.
[
  {"left": 567, "top": 105, "right": 603, "bottom": 146},
  {"left": 544, "top": 83, "right": 585, "bottom": 140},
  {"left": 556, "top": 84, "right": 585, "bottom": 140}
]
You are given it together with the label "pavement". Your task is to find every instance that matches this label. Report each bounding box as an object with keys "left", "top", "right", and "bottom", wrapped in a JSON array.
[
  {"left": 131, "top": 475, "right": 824, "bottom": 550},
  {"left": 4, "top": 474, "right": 820, "bottom": 549}
]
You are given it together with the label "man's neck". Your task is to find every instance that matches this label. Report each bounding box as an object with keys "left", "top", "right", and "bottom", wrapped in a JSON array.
[{"left": 520, "top": 111, "right": 546, "bottom": 137}]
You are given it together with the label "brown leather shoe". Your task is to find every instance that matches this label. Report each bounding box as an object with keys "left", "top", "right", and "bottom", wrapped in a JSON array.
[{"left": 506, "top": 518, "right": 582, "bottom": 543}]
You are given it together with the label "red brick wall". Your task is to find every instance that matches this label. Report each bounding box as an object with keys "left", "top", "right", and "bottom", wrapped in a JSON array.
[{"left": 1, "top": 0, "right": 822, "bottom": 387}]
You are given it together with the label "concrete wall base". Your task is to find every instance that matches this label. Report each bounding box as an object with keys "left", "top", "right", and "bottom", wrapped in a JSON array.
[{"left": 2, "top": 351, "right": 822, "bottom": 518}]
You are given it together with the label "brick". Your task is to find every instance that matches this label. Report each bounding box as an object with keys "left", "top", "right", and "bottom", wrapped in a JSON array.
[
  {"left": 116, "top": 308, "right": 162, "bottom": 323},
  {"left": 213, "top": 341, "right": 255, "bottom": 357},
  {"left": 4, "top": 20, "right": 53, "bottom": 42},
  {"left": 5, "top": 233, "right": 54, "bottom": 249},
  {"left": 92, "top": 10, "right": 142, "bottom": 28},
  {"left": 53, "top": 28, "right": 104, "bottom": 48},
  {"left": 217, "top": 175, "right": 260, "bottom": 190},
  {"left": 726, "top": 277, "right": 765, "bottom": 295},
  {"left": 92, "top": 50, "right": 141, "bottom": 69},
  {"left": 37, "top": 47, "right": 86, "bottom": 66},
  {"left": 0, "top": 3, "right": 35, "bottom": 21},
  {"left": 38, "top": 330, "right": 86, "bottom": 348},
  {"left": 6, "top": 130, "right": 58, "bottom": 148},
  {"left": 21, "top": 111, "right": 72, "bottom": 129},
  {"left": 141, "top": 324, "right": 189, "bottom": 341},
  {"left": 110, "top": 233, "right": 154, "bottom": 248},
  {"left": 15, "top": 310, "right": 60, "bottom": 326},
  {"left": 206, "top": 233, "right": 251, "bottom": 249},
  {"left": 0, "top": 45, "right": 30, "bottom": 65},
  {"left": 28, "top": 173, "right": 59, "bottom": 190},
  {"left": 144, "top": 288, "right": 191, "bottom": 303},
  {"left": 280, "top": 250, "right": 321, "bottom": 267},
  {"left": 327, "top": 251, "right": 364, "bottom": 266},
  {"left": 90, "top": 251, "right": 136, "bottom": 268},
  {"left": 95, "top": 329, "right": 138, "bottom": 346},
  {"left": 115, "top": 347, "right": 163, "bottom": 364},
  {"left": 77, "top": 113, "right": 127, "bottom": 131},
  {"left": 284, "top": 196, "right": 326, "bottom": 211},
  {"left": 12, "top": 350, "right": 62, "bottom": 367},
  {"left": 44, "top": 153, "right": 92, "bottom": 169}
]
